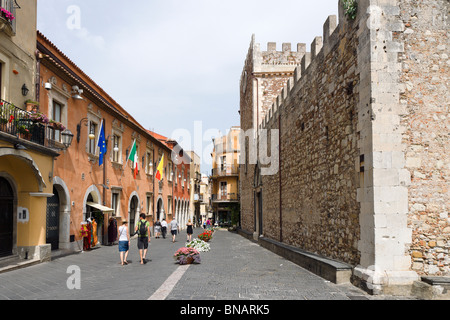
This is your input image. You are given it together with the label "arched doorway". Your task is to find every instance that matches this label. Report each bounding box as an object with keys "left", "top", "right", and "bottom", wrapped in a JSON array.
[
  {"left": 129, "top": 196, "right": 139, "bottom": 235},
  {"left": 0, "top": 177, "right": 14, "bottom": 257},
  {"left": 46, "top": 186, "right": 60, "bottom": 251},
  {"left": 156, "top": 197, "right": 164, "bottom": 221}
]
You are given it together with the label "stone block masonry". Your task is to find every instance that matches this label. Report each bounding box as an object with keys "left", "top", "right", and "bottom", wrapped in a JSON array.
[{"left": 239, "top": 0, "right": 449, "bottom": 295}]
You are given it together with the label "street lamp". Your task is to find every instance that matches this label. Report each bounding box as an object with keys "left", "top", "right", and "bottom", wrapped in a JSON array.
[{"left": 61, "top": 129, "right": 74, "bottom": 149}]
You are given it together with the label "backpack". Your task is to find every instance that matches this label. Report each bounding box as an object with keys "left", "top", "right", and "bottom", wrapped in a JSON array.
[{"left": 138, "top": 220, "right": 148, "bottom": 237}]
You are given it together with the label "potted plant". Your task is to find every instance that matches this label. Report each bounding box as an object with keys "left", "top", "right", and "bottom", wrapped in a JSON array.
[
  {"left": 173, "top": 247, "right": 201, "bottom": 265},
  {"left": 25, "top": 100, "right": 40, "bottom": 113},
  {"left": 49, "top": 120, "right": 66, "bottom": 131},
  {"left": 198, "top": 230, "right": 213, "bottom": 242},
  {"left": 186, "top": 239, "right": 210, "bottom": 252},
  {"left": 30, "top": 112, "right": 49, "bottom": 125},
  {"left": 0, "top": 7, "right": 15, "bottom": 22}
]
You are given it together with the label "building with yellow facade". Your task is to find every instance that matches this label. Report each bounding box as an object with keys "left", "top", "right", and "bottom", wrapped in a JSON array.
[
  {"left": 210, "top": 126, "right": 240, "bottom": 227},
  {"left": 0, "top": 0, "right": 62, "bottom": 262}
]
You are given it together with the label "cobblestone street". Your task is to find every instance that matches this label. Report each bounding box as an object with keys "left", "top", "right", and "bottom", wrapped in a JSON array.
[{"left": 0, "top": 228, "right": 415, "bottom": 302}]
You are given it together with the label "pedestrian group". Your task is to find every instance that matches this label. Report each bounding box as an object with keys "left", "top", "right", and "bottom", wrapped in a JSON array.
[{"left": 117, "top": 215, "right": 199, "bottom": 266}]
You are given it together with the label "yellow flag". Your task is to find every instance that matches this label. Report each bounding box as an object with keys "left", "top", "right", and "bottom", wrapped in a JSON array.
[{"left": 156, "top": 155, "right": 164, "bottom": 181}]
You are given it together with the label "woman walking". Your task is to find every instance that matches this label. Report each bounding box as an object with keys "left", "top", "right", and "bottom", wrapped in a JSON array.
[
  {"left": 118, "top": 220, "right": 130, "bottom": 265},
  {"left": 186, "top": 219, "right": 194, "bottom": 242}
]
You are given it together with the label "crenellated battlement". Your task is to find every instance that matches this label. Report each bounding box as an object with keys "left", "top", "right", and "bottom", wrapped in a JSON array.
[{"left": 260, "top": 14, "right": 339, "bottom": 129}]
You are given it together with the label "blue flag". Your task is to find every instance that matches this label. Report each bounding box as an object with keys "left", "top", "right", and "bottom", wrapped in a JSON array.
[{"left": 97, "top": 120, "right": 107, "bottom": 166}]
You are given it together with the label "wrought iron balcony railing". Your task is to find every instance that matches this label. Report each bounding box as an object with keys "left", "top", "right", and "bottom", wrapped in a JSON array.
[
  {"left": 212, "top": 165, "right": 239, "bottom": 177},
  {"left": 0, "top": 99, "right": 60, "bottom": 149},
  {"left": 211, "top": 193, "right": 240, "bottom": 202}
]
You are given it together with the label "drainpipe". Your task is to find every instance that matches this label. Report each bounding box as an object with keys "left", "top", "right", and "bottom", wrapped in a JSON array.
[
  {"left": 35, "top": 50, "right": 41, "bottom": 104},
  {"left": 279, "top": 112, "right": 282, "bottom": 243}
]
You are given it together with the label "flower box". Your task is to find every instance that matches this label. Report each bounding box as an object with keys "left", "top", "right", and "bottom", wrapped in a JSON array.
[
  {"left": 174, "top": 247, "right": 201, "bottom": 265},
  {"left": 198, "top": 230, "right": 213, "bottom": 242},
  {"left": 0, "top": 7, "right": 15, "bottom": 22}
]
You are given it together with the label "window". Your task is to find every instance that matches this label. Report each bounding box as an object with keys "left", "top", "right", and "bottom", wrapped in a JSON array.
[
  {"left": 112, "top": 134, "right": 121, "bottom": 163},
  {"left": 146, "top": 150, "right": 153, "bottom": 175},
  {"left": 0, "top": 63, "right": 2, "bottom": 99},
  {"left": 53, "top": 101, "right": 62, "bottom": 142},
  {"left": 147, "top": 193, "right": 153, "bottom": 216},
  {"left": 111, "top": 192, "right": 120, "bottom": 217},
  {"left": 88, "top": 121, "right": 97, "bottom": 154},
  {"left": 220, "top": 182, "right": 227, "bottom": 197},
  {"left": 221, "top": 156, "right": 226, "bottom": 171},
  {"left": 168, "top": 196, "right": 172, "bottom": 215}
]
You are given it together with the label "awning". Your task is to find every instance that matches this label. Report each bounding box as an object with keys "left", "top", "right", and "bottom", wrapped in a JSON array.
[{"left": 86, "top": 202, "right": 114, "bottom": 213}]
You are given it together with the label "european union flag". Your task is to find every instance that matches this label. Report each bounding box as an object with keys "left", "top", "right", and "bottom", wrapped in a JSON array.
[{"left": 97, "top": 120, "right": 107, "bottom": 166}]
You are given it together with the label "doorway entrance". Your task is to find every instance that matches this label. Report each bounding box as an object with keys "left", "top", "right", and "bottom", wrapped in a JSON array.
[
  {"left": 129, "top": 196, "right": 138, "bottom": 234},
  {"left": 156, "top": 198, "right": 164, "bottom": 222},
  {"left": 46, "top": 186, "right": 60, "bottom": 251},
  {"left": 0, "top": 177, "right": 14, "bottom": 258}
]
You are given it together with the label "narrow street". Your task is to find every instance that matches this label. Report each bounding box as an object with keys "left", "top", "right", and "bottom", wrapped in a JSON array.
[{"left": 0, "top": 228, "right": 413, "bottom": 301}]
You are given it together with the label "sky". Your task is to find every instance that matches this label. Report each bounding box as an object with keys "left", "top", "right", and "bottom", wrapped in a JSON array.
[{"left": 37, "top": 0, "right": 339, "bottom": 174}]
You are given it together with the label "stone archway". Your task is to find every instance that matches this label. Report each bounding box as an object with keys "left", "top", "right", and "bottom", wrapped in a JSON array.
[
  {"left": 52, "top": 177, "right": 71, "bottom": 251},
  {"left": 0, "top": 177, "right": 14, "bottom": 257}
]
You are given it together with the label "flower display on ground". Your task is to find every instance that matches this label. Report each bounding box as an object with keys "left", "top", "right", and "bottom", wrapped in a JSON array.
[
  {"left": 186, "top": 239, "right": 210, "bottom": 252},
  {"left": 174, "top": 247, "right": 201, "bottom": 265},
  {"left": 198, "top": 230, "right": 213, "bottom": 242}
]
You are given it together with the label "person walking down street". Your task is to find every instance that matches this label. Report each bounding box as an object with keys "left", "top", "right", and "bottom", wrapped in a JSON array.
[
  {"left": 154, "top": 220, "right": 161, "bottom": 239},
  {"left": 161, "top": 219, "right": 168, "bottom": 239},
  {"left": 206, "top": 218, "right": 211, "bottom": 229},
  {"left": 186, "top": 219, "right": 194, "bottom": 242},
  {"left": 203, "top": 220, "right": 206, "bottom": 229},
  {"left": 135, "top": 214, "right": 151, "bottom": 264},
  {"left": 117, "top": 220, "right": 130, "bottom": 266},
  {"left": 170, "top": 218, "right": 179, "bottom": 243}
]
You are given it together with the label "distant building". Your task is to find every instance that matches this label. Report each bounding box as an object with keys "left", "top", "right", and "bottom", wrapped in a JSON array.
[{"left": 210, "top": 127, "right": 240, "bottom": 226}]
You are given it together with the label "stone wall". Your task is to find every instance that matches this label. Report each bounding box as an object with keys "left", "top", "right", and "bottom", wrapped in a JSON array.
[
  {"left": 397, "top": 0, "right": 450, "bottom": 276},
  {"left": 239, "top": 0, "right": 449, "bottom": 291}
]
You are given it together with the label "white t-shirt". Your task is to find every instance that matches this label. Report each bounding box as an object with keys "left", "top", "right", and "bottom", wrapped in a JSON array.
[
  {"left": 170, "top": 220, "right": 178, "bottom": 230},
  {"left": 118, "top": 226, "right": 128, "bottom": 242},
  {"left": 161, "top": 220, "right": 168, "bottom": 228}
]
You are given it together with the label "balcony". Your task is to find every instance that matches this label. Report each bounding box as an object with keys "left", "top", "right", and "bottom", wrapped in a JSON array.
[
  {"left": 0, "top": 100, "right": 63, "bottom": 150},
  {"left": 0, "top": 0, "right": 17, "bottom": 36},
  {"left": 211, "top": 193, "right": 240, "bottom": 203},
  {"left": 212, "top": 164, "right": 239, "bottom": 177}
]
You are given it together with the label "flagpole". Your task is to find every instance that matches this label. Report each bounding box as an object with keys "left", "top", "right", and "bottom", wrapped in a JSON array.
[
  {"left": 95, "top": 119, "right": 103, "bottom": 157},
  {"left": 125, "top": 139, "right": 136, "bottom": 169}
]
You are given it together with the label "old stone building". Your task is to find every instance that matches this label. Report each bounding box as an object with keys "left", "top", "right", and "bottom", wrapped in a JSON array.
[{"left": 239, "top": 0, "right": 449, "bottom": 295}]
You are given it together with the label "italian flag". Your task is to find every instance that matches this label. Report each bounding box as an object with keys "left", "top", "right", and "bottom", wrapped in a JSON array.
[
  {"left": 156, "top": 154, "right": 164, "bottom": 181},
  {"left": 128, "top": 139, "right": 139, "bottom": 179}
]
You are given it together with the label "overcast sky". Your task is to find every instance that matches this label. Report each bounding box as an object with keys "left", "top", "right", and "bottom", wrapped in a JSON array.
[{"left": 37, "top": 0, "right": 339, "bottom": 174}]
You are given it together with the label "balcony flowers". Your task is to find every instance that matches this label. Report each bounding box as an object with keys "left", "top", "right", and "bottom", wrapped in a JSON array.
[
  {"left": 186, "top": 238, "right": 210, "bottom": 252},
  {"left": 198, "top": 230, "right": 213, "bottom": 242},
  {"left": 174, "top": 247, "right": 201, "bottom": 265},
  {"left": 49, "top": 119, "right": 66, "bottom": 131},
  {"left": 30, "top": 112, "right": 50, "bottom": 125},
  {"left": 0, "top": 7, "right": 15, "bottom": 22}
]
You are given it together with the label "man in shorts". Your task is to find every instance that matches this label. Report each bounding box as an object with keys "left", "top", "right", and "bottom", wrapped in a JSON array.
[
  {"left": 135, "top": 214, "right": 151, "bottom": 264},
  {"left": 170, "top": 218, "right": 179, "bottom": 243}
]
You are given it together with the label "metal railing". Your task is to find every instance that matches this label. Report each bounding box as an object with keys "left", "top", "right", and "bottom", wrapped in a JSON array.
[
  {"left": 211, "top": 193, "right": 240, "bottom": 202},
  {"left": 0, "top": 100, "right": 52, "bottom": 147},
  {"left": 212, "top": 165, "right": 239, "bottom": 177}
]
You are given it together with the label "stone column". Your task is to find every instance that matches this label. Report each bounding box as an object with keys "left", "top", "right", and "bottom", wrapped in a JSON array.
[{"left": 352, "top": 0, "right": 419, "bottom": 295}]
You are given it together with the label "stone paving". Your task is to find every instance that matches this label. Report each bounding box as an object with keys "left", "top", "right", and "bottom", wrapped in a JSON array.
[{"left": 0, "top": 228, "right": 416, "bottom": 300}]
